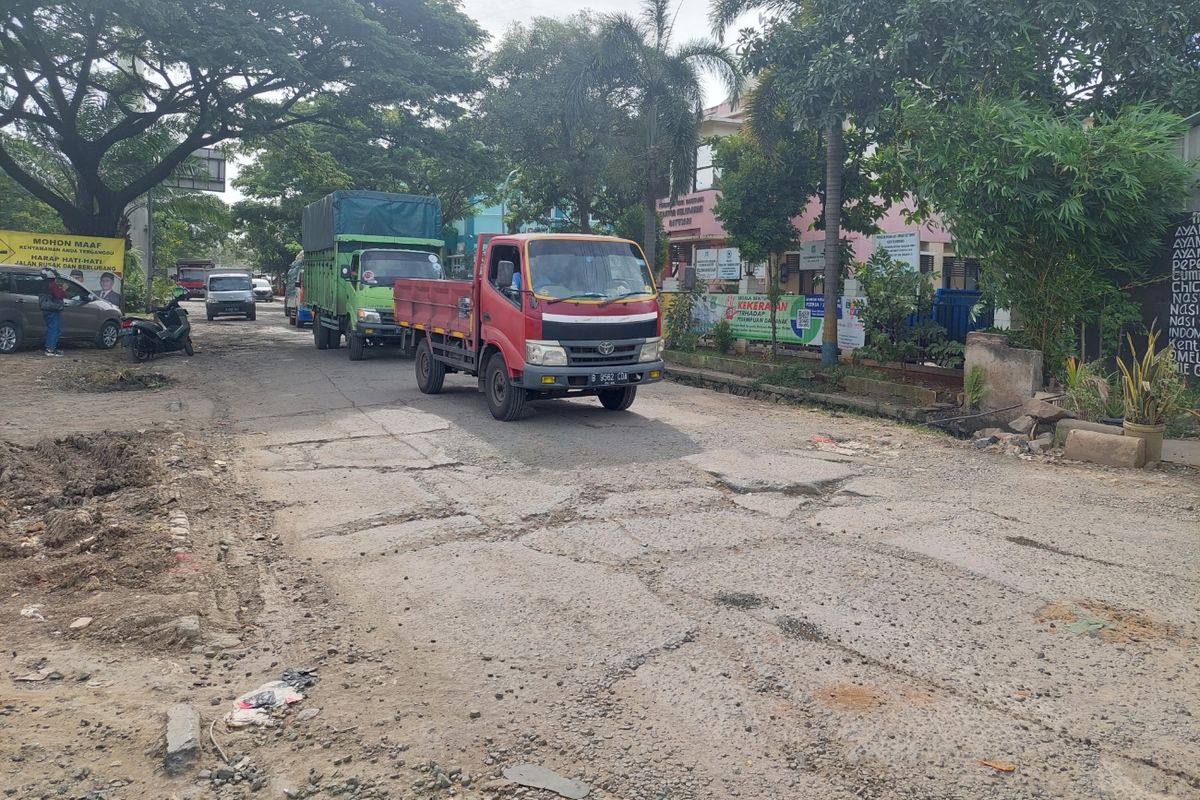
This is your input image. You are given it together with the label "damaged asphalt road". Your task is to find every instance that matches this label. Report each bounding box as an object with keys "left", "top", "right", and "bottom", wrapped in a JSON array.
[{"left": 3, "top": 301, "right": 1198, "bottom": 799}]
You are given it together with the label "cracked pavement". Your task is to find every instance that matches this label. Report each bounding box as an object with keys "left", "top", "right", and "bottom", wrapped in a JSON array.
[{"left": 179, "top": 304, "right": 1200, "bottom": 797}]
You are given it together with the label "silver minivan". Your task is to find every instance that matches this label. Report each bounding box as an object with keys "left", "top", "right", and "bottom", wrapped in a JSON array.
[
  {"left": 205, "top": 271, "right": 256, "bottom": 321},
  {"left": 0, "top": 265, "right": 122, "bottom": 354}
]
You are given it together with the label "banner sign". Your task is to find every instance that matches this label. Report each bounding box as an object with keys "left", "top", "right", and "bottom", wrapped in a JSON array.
[
  {"left": 874, "top": 231, "right": 920, "bottom": 272},
  {"left": 0, "top": 229, "right": 126, "bottom": 306},
  {"left": 694, "top": 293, "right": 865, "bottom": 349}
]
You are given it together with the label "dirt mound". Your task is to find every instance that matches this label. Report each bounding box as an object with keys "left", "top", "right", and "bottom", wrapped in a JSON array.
[{"left": 0, "top": 432, "right": 170, "bottom": 592}]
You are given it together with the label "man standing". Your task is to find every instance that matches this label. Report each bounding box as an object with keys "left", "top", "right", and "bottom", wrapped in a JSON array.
[
  {"left": 39, "top": 268, "right": 66, "bottom": 357},
  {"left": 97, "top": 272, "right": 122, "bottom": 307}
]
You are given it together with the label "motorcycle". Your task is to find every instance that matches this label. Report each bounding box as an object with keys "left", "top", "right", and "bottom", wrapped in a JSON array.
[{"left": 122, "top": 287, "right": 194, "bottom": 362}]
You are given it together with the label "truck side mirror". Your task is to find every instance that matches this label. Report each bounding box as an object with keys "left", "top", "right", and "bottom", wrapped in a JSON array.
[
  {"left": 681, "top": 266, "right": 696, "bottom": 291},
  {"left": 340, "top": 267, "right": 350, "bottom": 278},
  {"left": 497, "top": 260, "right": 515, "bottom": 289}
]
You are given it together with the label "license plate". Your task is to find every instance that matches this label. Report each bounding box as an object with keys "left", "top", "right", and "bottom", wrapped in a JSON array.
[{"left": 591, "top": 371, "right": 629, "bottom": 386}]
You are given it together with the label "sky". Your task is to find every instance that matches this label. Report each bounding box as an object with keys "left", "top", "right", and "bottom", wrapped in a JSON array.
[{"left": 220, "top": 0, "right": 744, "bottom": 204}]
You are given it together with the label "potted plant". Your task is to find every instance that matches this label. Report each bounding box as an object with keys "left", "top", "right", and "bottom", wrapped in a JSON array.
[{"left": 1116, "top": 325, "right": 1186, "bottom": 463}]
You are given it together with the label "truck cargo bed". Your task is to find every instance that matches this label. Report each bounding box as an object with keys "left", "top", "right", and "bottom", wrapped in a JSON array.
[{"left": 393, "top": 278, "right": 474, "bottom": 343}]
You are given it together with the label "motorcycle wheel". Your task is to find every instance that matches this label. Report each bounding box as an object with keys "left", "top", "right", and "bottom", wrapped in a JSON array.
[
  {"left": 184, "top": 337, "right": 194, "bottom": 356},
  {"left": 127, "top": 335, "right": 151, "bottom": 363}
]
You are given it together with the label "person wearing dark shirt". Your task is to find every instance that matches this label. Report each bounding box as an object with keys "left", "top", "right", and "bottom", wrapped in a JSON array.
[{"left": 40, "top": 268, "right": 66, "bottom": 357}]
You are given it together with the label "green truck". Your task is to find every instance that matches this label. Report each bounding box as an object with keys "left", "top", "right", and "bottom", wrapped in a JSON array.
[{"left": 302, "top": 191, "right": 444, "bottom": 360}]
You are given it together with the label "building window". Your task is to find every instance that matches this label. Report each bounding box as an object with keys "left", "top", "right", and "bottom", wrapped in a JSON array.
[
  {"left": 943, "top": 257, "right": 980, "bottom": 291},
  {"left": 919, "top": 254, "right": 934, "bottom": 274}
]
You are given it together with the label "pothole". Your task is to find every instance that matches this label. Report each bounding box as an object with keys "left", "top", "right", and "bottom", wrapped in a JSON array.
[
  {"left": 777, "top": 615, "right": 824, "bottom": 642},
  {"left": 64, "top": 368, "right": 174, "bottom": 393},
  {"left": 715, "top": 591, "right": 769, "bottom": 609}
]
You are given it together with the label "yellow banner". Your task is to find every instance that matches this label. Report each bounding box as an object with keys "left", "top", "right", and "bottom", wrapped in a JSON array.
[{"left": 0, "top": 230, "right": 125, "bottom": 275}]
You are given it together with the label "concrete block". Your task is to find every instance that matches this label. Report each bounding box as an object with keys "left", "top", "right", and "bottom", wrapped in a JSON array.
[
  {"left": 1063, "top": 429, "right": 1146, "bottom": 469},
  {"left": 165, "top": 704, "right": 201, "bottom": 776},
  {"left": 1053, "top": 418, "right": 1123, "bottom": 447},
  {"left": 1163, "top": 438, "right": 1200, "bottom": 467},
  {"left": 1021, "top": 397, "right": 1075, "bottom": 423},
  {"left": 965, "top": 332, "right": 1043, "bottom": 411},
  {"left": 1008, "top": 415, "right": 1036, "bottom": 434}
]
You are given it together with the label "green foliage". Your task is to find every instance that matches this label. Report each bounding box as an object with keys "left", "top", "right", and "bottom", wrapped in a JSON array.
[
  {"left": 0, "top": 169, "right": 63, "bottom": 233},
  {"left": 1117, "top": 325, "right": 1189, "bottom": 426},
  {"left": 964, "top": 365, "right": 986, "bottom": 410},
  {"left": 664, "top": 286, "right": 701, "bottom": 350},
  {"left": 711, "top": 319, "right": 736, "bottom": 354},
  {"left": 894, "top": 99, "right": 1193, "bottom": 371},
  {"left": 757, "top": 361, "right": 881, "bottom": 391},
  {"left": 855, "top": 250, "right": 928, "bottom": 364},
  {"left": 1062, "top": 357, "right": 1112, "bottom": 422},
  {"left": 0, "top": 0, "right": 484, "bottom": 235},
  {"left": 483, "top": 15, "right": 634, "bottom": 234},
  {"left": 152, "top": 192, "right": 232, "bottom": 276}
]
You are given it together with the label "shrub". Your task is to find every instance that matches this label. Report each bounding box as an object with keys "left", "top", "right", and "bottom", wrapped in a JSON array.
[{"left": 711, "top": 319, "right": 735, "bottom": 354}]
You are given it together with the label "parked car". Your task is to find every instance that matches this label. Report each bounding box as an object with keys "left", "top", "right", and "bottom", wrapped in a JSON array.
[
  {"left": 0, "top": 265, "right": 122, "bottom": 354},
  {"left": 252, "top": 277, "right": 274, "bottom": 302},
  {"left": 284, "top": 257, "right": 312, "bottom": 327},
  {"left": 205, "top": 271, "right": 256, "bottom": 321}
]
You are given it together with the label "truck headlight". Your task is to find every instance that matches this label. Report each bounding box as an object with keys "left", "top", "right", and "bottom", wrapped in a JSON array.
[
  {"left": 638, "top": 337, "right": 663, "bottom": 362},
  {"left": 526, "top": 340, "right": 567, "bottom": 366},
  {"left": 357, "top": 309, "right": 381, "bottom": 324}
]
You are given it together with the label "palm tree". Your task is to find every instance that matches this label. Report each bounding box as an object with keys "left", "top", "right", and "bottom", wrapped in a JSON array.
[{"left": 596, "top": 0, "right": 742, "bottom": 273}]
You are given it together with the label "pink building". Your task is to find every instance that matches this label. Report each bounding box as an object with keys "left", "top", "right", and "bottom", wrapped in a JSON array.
[{"left": 657, "top": 102, "right": 978, "bottom": 294}]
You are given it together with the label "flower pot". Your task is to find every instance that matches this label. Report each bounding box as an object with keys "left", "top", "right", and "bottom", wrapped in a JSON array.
[{"left": 1122, "top": 420, "right": 1166, "bottom": 463}]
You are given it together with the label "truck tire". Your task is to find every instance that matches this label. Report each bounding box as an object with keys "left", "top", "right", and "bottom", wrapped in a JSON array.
[
  {"left": 314, "top": 319, "right": 328, "bottom": 350},
  {"left": 598, "top": 386, "right": 637, "bottom": 411},
  {"left": 348, "top": 332, "right": 365, "bottom": 361},
  {"left": 415, "top": 338, "right": 446, "bottom": 394},
  {"left": 485, "top": 353, "right": 527, "bottom": 421},
  {"left": 288, "top": 307, "right": 297, "bottom": 326}
]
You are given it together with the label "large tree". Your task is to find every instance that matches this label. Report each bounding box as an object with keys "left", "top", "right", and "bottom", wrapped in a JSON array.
[
  {"left": 483, "top": 15, "right": 636, "bottom": 234},
  {"left": 598, "top": 0, "right": 741, "bottom": 270},
  {"left": 0, "top": 0, "right": 483, "bottom": 236}
]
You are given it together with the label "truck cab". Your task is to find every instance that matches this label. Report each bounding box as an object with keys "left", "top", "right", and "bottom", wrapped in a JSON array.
[{"left": 394, "top": 233, "right": 664, "bottom": 420}]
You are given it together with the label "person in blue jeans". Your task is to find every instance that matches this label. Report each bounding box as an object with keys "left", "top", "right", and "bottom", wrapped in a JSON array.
[{"left": 40, "top": 268, "right": 66, "bottom": 357}]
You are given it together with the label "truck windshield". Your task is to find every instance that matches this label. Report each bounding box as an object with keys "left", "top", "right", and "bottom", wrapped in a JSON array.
[
  {"left": 179, "top": 268, "right": 206, "bottom": 282},
  {"left": 528, "top": 240, "right": 655, "bottom": 301},
  {"left": 359, "top": 251, "right": 442, "bottom": 286},
  {"left": 209, "top": 275, "right": 250, "bottom": 291}
]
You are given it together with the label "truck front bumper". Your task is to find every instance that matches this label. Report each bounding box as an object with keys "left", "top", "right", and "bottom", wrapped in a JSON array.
[
  {"left": 517, "top": 360, "right": 665, "bottom": 391},
  {"left": 355, "top": 324, "right": 409, "bottom": 341}
]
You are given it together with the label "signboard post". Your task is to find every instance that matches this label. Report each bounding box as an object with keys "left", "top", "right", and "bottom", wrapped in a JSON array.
[
  {"left": 717, "top": 247, "right": 741, "bottom": 280},
  {"left": 874, "top": 231, "right": 920, "bottom": 272}
]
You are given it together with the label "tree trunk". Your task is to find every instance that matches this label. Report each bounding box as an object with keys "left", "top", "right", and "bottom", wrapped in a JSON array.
[
  {"left": 768, "top": 253, "right": 780, "bottom": 360},
  {"left": 821, "top": 121, "right": 844, "bottom": 365},
  {"left": 576, "top": 192, "right": 592, "bottom": 235},
  {"left": 642, "top": 181, "right": 658, "bottom": 275}
]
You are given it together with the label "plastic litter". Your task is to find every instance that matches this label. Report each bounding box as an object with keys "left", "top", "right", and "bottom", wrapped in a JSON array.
[
  {"left": 502, "top": 764, "right": 590, "bottom": 799},
  {"left": 224, "top": 680, "right": 304, "bottom": 728},
  {"left": 281, "top": 667, "right": 318, "bottom": 690}
]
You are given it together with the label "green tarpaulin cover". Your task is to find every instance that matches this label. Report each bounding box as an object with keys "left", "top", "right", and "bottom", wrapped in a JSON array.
[{"left": 302, "top": 191, "right": 442, "bottom": 252}]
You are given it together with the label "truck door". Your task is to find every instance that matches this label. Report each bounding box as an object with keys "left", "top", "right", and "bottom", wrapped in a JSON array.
[{"left": 482, "top": 242, "right": 526, "bottom": 373}]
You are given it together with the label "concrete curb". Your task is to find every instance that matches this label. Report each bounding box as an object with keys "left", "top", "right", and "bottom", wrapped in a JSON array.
[{"left": 665, "top": 364, "right": 935, "bottom": 424}]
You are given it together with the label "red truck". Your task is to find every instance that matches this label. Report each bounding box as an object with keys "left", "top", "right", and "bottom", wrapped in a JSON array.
[
  {"left": 175, "top": 259, "right": 213, "bottom": 298},
  {"left": 391, "top": 233, "right": 664, "bottom": 420}
]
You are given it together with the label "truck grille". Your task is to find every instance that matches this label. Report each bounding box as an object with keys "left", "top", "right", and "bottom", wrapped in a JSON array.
[
  {"left": 378, "top": 310, "right": 396, "bottom": 326},
  {"left": 564, "top": 340, "right": 641, "bottom": 367}
]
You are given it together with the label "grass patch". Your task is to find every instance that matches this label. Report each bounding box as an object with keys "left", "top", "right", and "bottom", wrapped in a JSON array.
[
  {"left": 63, "top": 368, "right": 174, "bottom": 393},
  {"left": 754, "top": 361, "right": 880, "bottom": 391}
]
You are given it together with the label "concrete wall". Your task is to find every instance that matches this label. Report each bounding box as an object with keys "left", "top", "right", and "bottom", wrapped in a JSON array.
[{"left": 965, "top": 332, "right": 1043, "bottom": 411}]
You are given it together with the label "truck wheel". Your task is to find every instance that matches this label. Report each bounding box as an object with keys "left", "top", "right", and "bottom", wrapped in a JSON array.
[
  {"left": 415, "top": 338, "right": 445, "bottom": 394},
  {"left": 348, "top": 332, "right": 365, "bottom": 361},
  {"left": 598, "top": 386, "right": 637, "bottom": 411},
  {"left": 288, "top": 308, "right": 297, "bottom": 326},
  {"left": 485, "top": 353, "right": 527, "bottom": 421},
  {"left": 314, "top": 319, "right": 328, "bottom": 350}
]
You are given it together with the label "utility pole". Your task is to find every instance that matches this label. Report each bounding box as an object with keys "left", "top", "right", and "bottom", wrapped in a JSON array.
[{"left": 145, "top": 188, "right": 155, "bottom": 311}]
